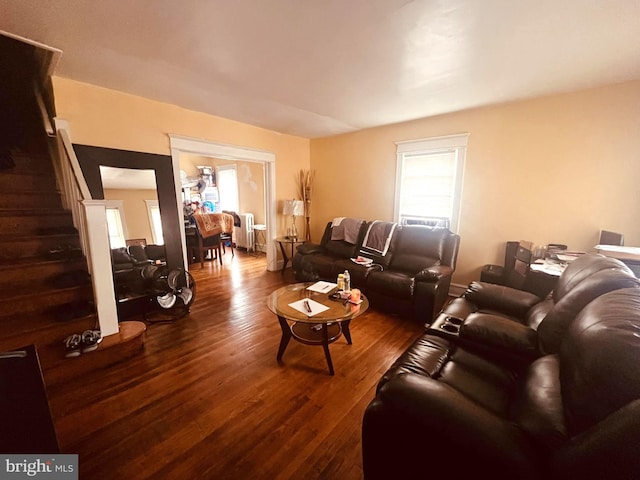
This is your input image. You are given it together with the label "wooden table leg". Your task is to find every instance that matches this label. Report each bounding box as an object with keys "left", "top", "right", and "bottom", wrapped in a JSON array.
[
  {"left": 278, "top": 241, "right": 288, "bottom": 275},
  {"left": 276, "top": 316, "right": 292, "bottom": 363},
  {"left": 342, "top": 319, "right": 352, "bottom": 345},
  {"left": 322, "top": 324, "right": 335, "bottom": 376}
]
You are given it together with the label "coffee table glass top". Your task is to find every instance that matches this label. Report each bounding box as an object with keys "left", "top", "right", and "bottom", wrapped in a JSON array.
[{"left": 267, "top": 282, "right": 368, "bottom": 324}]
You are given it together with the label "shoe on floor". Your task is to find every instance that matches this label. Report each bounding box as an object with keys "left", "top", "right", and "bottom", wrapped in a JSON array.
[
  {"left": 64, "top": 334, "right": 82, "bottom": 358},
  {"left": 81, "top": 330, "right": 103, "bottom": 353}
]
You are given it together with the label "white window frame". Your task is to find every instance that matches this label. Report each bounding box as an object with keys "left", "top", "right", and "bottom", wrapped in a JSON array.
[
  {"left": 105, "top": 200, "right": 128, "bottom": 248},
  {"left": 145, "top": 199, "right": 164, "bottom": 245},
  {"left": 216, "top": 164, "right": 240, "bottom": 213},
  {"left": 394, "top": 133, "right": 468, "bottom": 233}
]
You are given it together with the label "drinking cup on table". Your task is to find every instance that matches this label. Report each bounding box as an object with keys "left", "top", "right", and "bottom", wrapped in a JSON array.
[{"left": 350, "top": 288, "right": 361, "bottom": 303}]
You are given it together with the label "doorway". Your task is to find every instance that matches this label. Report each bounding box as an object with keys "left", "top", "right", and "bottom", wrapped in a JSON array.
[{"left": 169, "top": 135, "right": 278, "bottom": 272}]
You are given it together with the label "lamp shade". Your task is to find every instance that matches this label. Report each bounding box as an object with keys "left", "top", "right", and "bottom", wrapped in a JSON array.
[{"left": 283, "top": 199, "right": 304, "bottom": 216}]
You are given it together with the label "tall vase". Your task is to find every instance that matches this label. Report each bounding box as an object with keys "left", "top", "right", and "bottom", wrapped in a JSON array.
[{"left": 304, "top": 198, "right": 312, "bottom": 242}]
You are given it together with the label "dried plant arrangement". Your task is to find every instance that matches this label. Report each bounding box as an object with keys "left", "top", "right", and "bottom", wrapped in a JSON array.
[{"left": 296, "top": 169, "right": 315, "bottom": 242}]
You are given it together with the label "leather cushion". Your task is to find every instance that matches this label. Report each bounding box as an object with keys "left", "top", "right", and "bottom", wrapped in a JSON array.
[
  {"left": 111, "top": 247, "right": 132, "bottom": 264},
  {"left": 553, "top": 254, "right": 632, "bottom": 301},
  {"left": 510, "top": 355, "right": 567, "bottom": 450},
  {"left": 325, "top": 239, "right": 359, "bottom": 258},
  {"left": 390, "top": 226, "right": 447, "bottom": 273},
  {"left": 367, "top": 270, "right": 415, "bottom": 298},
  {"left": 560, "top": 288, "right": 640, "bottom": 434},
  {"left": 438, "top": 345, "right": 519, "bottom": 416},
  {"left": 378, "top": 335, "right": 450, "bottom": 390},
  {"left": 464, "top": 281, "right": 541, "bottom": 319},
  {"left": 537, "top": 268, "right": 640, "bottom": 354}
]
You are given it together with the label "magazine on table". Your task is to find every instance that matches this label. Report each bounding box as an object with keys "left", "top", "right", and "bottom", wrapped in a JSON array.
[{"left": 306, "top": 281, "right": 338, "bottom": 293}]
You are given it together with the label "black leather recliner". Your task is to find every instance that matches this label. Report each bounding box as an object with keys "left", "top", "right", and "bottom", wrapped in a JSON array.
[
  {"left": 430, "top": 254, "right": 640, "bottom": 365},
  {"left": 363, "top": 287, "right": 640, "bottom": 479}
]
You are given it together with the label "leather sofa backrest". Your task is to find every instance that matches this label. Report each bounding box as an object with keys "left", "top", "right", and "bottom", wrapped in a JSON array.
[
  {"left": 389, "top": 226, "right": 456, "bottom": 273},
  {"left": 128, "top": 245, "right": 150, "bottom": 263},
  {"left": 560, "top": 288, "right": 640, "bottom": 435},
  {"left": 111, "top": 247, "right": 133, "bottom": 267},
  {"left": 552, "top": 254, "right": 631, "bottom": 301},
  {"left": 145, "top": 244, "right": 167, "bottom": 261},
  {"left": 320, "top": 220, "right": 368, "bottom": 258},
  {"left": 537, "top": 264, "right": 640, "bottom": 353}
]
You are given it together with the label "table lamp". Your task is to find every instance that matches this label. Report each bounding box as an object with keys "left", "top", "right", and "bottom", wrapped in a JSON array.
[{"left": 283, "top": 199, "right": 304, "bottom": 239}]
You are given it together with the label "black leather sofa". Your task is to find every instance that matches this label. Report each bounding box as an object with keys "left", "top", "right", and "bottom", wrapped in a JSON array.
[
  {"left": 111, "top": 244, "right": 166, "bottom": 296},
  {"left": 293, "top": 220, "right": 460, "bottom": 321},
  {"left": 362, "top": 254, "right": 640, "bottom": 479}
]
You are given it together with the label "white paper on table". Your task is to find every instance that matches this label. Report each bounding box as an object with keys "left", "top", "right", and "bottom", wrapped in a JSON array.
[
  {"left": 288, "top": 298, "right": 329, "bottom": 317},
  {"left": 306, "top": 281, "right": 337, "bottom": 293}
]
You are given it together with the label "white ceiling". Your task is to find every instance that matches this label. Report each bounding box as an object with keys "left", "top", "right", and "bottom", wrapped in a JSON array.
[
  {"left": 2, "top": 0, "right": 640, "bottom": 139},
  {"left": 100, "top": 166, "right": 157, "bottom": 190}
]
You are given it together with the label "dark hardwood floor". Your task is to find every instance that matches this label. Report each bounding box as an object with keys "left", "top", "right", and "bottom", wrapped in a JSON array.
[{"left": 46, "top": 251, "right": 425, "bottom": 479}]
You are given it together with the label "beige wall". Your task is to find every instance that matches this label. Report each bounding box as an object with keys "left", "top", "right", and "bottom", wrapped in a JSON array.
[
  {"left": 311, "top": 80, "right": 640, "bottom": 286},
  {"left": 104, "top": 188, "right": 157, "bottom": 245},
  {"left": 52, "top": 77, "right": 310, "bottom": 238}
]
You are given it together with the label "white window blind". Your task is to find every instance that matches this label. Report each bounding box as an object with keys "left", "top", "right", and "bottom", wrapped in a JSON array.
[
  {"left": 217, "top": 165, "right": 239, "bottom": 213},
  {"left": 145, "top": 200, "right": 164, "bottom": 245},
  {"left": 106, "top": 207, "right": 126, "bottom": 249},
  {"left": 394, "top": 134, "right": 468, "bottom": 232}
]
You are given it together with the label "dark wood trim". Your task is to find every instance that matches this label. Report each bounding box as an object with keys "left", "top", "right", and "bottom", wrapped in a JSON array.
[{"left": 73, "top": 144, "right": 184, "bottom": 272}]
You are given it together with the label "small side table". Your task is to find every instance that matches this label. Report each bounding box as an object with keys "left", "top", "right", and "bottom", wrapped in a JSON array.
[
  {"left": 253, "top": 224, "right": 267, "bottom": 253},
  {"left": 276, "top": 236, "right": 305, "bottom": 274}
]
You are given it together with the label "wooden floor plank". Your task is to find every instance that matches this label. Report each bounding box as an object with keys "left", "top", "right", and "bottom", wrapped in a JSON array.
[{"left": 47, "top": 251, "right": 425, "bottom": 479}]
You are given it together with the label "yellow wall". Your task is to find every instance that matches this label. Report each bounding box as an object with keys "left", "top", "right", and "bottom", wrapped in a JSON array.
[
  {"left": 104, "top": 188, "right": 157, "bottom": 244},
  {"left": 52, "top": 76, "right": 310, "bottom": 237},
  {"left": 311, "top": 80, "right": 640, "bottom": 286}
]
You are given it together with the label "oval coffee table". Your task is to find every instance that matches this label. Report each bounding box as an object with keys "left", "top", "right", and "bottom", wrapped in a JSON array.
[{"left": 266, "top": 282, "right": 369, "bottom": 375}]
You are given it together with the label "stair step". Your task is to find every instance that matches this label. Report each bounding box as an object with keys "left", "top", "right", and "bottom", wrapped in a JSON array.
[
  {"left": 0, "top": 257, "right": 87, "bottom": 288},
  {"left": 0, "top": 233, "right": 81, "bottom": 262},
  {"left": 0, "top": 210, "right": 74, "bottom": 235},
  {"left": 0, "top": 312, "right": 98, "bottom": 355},
  {"left": 0, "top": 170, "right": 58, "bottom": 191},
  {"left": 0, "top": 267, "right": 90, "bottom": 300},
  {"left": 6, "top": 151, "right": 55, "bottom": 175},
  {"left": 0, "top": 191, "right": 62, "bottom": 209},
  {"left": 41, "top": 321, "right": 147, "bottom": 389},
  {"left": 0, "top": 284, "right": 94, "bottom": 318}
]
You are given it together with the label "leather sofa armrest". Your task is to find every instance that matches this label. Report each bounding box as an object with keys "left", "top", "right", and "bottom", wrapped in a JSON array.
[
  {"left": 461, "top": 313, "right": 540, "bottom": 360},
  {"left": 367, "top": 374, "right": 537, "bottom": 476},
  {"left": 554, "top": 399, "right": 640, "bottom": 477},
  {"left": 464, "top": 281, "right": 541, "bottom": 318},
  {"left": 296, "top": 243, "right": 325, "bottom": 255},
  {"left": 415, "top": 265, "right": 453, "bottom": 282}
]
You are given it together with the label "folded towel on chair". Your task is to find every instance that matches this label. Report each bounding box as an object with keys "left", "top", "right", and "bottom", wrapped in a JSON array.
[
  {"left": 361, "top": 221, "right": 397, "bottom": 256},
  {"left": 331, "top": 217, "right": 364, "bottom": 244}
]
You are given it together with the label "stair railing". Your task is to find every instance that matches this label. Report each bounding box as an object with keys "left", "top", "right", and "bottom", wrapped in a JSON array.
[{"left": 47, "top": 117, "right": 119, "bottom": 337}]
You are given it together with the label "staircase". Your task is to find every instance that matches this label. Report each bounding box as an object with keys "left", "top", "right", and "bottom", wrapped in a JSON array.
[{"left": 0, "top": 35, "right": 146, "bottom": 389}]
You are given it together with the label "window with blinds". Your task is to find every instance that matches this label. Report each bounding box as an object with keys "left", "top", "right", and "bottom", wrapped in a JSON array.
[
  {"left": 394, "top": 134, "right": 468, "bottom": 233},
  {"left": 217, "top": 165, "right": 240, "bottom": 213},
  {"left": 106, "top": 207, "right": 126, "bottom": 248}
]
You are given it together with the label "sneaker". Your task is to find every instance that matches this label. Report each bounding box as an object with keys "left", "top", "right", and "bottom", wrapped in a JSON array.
[
  {"left": 64, "top": 334, "right": 82, "bottom": 358},
  {"left": 81, "top": 330, "right": 103, "bottom": 353}
]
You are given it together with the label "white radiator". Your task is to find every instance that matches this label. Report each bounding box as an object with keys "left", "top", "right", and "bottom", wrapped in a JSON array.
[{"left": 235, "top": 213, "right": 254, "bottom": 250}]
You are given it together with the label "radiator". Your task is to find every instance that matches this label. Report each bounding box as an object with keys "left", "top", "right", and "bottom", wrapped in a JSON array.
[{"left": 235, "top": 213, "right": 254, "bottom": 250}]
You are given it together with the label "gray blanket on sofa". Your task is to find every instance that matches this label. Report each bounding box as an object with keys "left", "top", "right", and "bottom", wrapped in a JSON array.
[
  {"left": 331, "top": 217, "right": 364, "bottom": 244},
  {"left": 362, "top": 221, "right": 397, "bottom": 256}
]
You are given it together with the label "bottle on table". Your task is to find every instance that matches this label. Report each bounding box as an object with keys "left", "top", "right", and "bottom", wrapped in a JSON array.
[{"left": 343, "top": 270, "right": 351, "bottom": 293}]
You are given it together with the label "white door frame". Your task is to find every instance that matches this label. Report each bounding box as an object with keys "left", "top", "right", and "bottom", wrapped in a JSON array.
[{"left": 168, "top": 134, "right": 278, "bottom": 271}]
